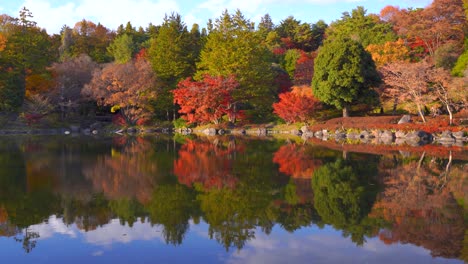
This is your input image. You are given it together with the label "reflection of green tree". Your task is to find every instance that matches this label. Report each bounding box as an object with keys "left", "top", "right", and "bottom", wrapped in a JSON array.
[
  {"left": 312, "top": 158, "right": 380, "bottom": 245},
  {"left": 284, "top": 179, "right": 299, "bottom": 205},
  {"left": 109, "top": 198, "right": 145, "bottom": 227},
  {"left": 146, "top": 184, "right": 199, "bottom": 245},
  {"left": 193, "top": 139, "right": 284, "bottom": 251}
]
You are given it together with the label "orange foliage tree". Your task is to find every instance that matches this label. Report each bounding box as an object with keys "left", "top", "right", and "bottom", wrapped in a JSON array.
[
  {"left": 82, "top": 58, "right": 157, "bottom": 125},
  {"left": 0, "top": 33, "right": 6, "bottom": 51},
  {"left": 173, "top": 139, "right": 240, "bottom": 189},
  {"left": 366, "top": 39, "right": 410, "bottom": 67},
  {"left": 272, "top": 144, "right": 322, "bottom": 179},
  {"left": 273, "top": 85, "right": 321, "bottom": 124},
  {"left": 173, "top": 75, "right": 239, "bottom": 124}
]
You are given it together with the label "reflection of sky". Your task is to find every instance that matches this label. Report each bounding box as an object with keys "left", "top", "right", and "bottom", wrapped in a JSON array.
[{"left": 0, "top": 217, "right": 463, "bottom": 264}]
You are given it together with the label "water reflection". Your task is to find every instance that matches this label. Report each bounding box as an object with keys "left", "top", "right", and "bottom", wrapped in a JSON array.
[{"left": 0, "top": 136, "right": 466, "bottom": 263}]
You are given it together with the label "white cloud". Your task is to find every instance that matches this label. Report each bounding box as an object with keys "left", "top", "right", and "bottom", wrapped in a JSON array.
[
  {"left": 29, "top": 215, "right": 77, "bottom": 239},
  {"left": 82, "top": 218, "right": 165, "bottom": 246},
  {"left": 18, "top": 0, "right": 180, "bottom": 34}
]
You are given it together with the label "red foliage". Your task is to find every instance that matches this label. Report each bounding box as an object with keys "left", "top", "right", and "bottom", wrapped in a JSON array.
[
  {"left": 173, "top": 139, "right": 241, "bottom": 189},
  {"left": 112, "top": 114, "right": 127, "bottom": 126},
  {"left": 275, "top": 71, "right": 293, "bottom": 94},
  {"left": 281, "top": 37, "right": 295, "bottom": 49},
  {"left": 273, "top": 85, "right": 321, "bottom": 124},
  {"left": 294, "top": 51, "right": 315, "bottom": 86},
  {"left": 135, "top": 48, "right": 147, "bottom": 61},
  {"left": 24, "top": 113, "right": 45, "bottom": 126},
  {"left": 173, "top": 75, "right": 239, "bottom": 124},
  {"left": 272, "top": 47, "right": 286, "bottom": 55},
  {"left": 273, "top": 144, "right": 322, "bottom": 178}
]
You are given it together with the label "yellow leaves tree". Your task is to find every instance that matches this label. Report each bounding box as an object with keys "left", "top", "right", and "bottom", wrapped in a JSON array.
[
  {"left": 0, "top": 33, "right": 6, "bottom": 51},
  {"left": 366, "top": 39, "right": 410, "bottom": 67}
]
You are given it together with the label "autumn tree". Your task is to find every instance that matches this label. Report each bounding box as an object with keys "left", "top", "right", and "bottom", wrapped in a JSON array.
[
  {"left": 273, "top": 85, "right": 321, "bottom": 124},
  {"left": 49, "top": 54, "right": 98, "bottom": 105},
  {"left": 428, "top": 67, "right": 467, "bottom": 125},
  {"left": 0, "top": 8, "right": 55, "bottom": 110},
  {"left": 365, "top": 39, "right": 410, "bottom": 67},
  {"left": 82, "top": 58, "right": 158, "bottom": 125},
  {"left": 148, "top": 14, "right": 200, "bottom": 121},
  {"left": 196, "top": 9, "right": 275, "bottom": 122},
  {"left": 312, "top": 37, "right": 381, "bottom": 117},
  {"left": 380, "top": 61, "right": 433, "bottom": 122},
  {"left": 71, "top": 20, "right": 114, "bottom": 63},
  {"left": 173, "top": 75, "right": 239, "bottom": 124},
  {"left": 386, "top": 0, "right": 465, "bottom": 59}
]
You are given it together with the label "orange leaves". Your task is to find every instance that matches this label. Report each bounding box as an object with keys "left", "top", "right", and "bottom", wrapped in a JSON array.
[
  {"left": 25, "top": 73, "right": 55, "bottom": 98},
  {"left": 273, "top": 144, "right": 321, "bottom": 178},
  {"left": 0, "top": 33, "right": 6, "bottom": 51},
  {"left": 82, "top": 58, "right": 157, "bottom": 125},
  {"left": 173, "top": 139, "right": 239, "bottom": 189},
  {"left": 366, "top": 39, "right": 410, "bottom": 66},
  {"left": 173, "top": 75, "right": 239, "bottom": 124},
  {"left": 273, "top": 85, "right": 321, "bottom": 124}
]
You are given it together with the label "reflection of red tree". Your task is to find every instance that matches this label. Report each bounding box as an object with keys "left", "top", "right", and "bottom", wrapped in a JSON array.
[
  {"left": 173, "top": 139, "right": 241, "bottom": 189},
  {"left": 273, "top": 144, "right": 321, "bottom": 179},
  {"left": 83, "top": 137, "right": 156, "bottom": 204},
  {"left": 371, "top": 158, "right": 465, "bottom": 258},
  {"left": 0, "top": 206, "right": 7, "bottom": 224}
]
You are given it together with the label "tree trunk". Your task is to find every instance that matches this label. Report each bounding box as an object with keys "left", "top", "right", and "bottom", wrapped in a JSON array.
[
  {"left": 392, "top": 97, "right": 398, "bottom": 115},
  {"left": 416, "top": 103, "right": 426, "bottom": 123},
  {"left": 446, "top": 104, "right": 453, "bottom": 125},
  {"left": 342, "top": 105, "right": 350, "bottom": 118}
]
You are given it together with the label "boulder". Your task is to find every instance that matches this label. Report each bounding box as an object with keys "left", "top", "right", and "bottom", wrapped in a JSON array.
[
  {"left": 359, "top": 130, "right": 371, "bottom": 139},
  {"left": 398, "top": 115, "right": 412, "bottom": 124},
  {"left": 291, "top": 129, "right": 302, "bottom": 136},
  {"left": 257, "top": 128, "right": 267, "bottom": 135},
  {"left": 203, "top": 128, "right": 217, "bottom": 136},
  {"left": 452, "top": 131, "right": 464, "bottom": 139},
  {"left": 300, "top": 126, "right": 310, "bottom": 134},
  {"left": 395, "top": 130, "right": 406, "bottom": 138}
]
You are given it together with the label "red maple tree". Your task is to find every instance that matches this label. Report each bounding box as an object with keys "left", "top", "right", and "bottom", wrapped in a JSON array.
[
  {"left": 273, "top": 85, "right": 321, "bottom": 124},
  {"left": 173, "top": 75, "right": 239, "bottom": 124}
]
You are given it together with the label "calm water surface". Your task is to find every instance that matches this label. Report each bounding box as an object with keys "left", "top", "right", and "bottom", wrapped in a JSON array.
[{"left": 0, "top": 135, "right": 466, "bottom": 264}]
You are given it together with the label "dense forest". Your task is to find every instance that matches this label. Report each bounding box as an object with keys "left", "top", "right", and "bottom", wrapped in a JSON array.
[{"left": 0, "top": 0, "right": 467, "bottom": 127}]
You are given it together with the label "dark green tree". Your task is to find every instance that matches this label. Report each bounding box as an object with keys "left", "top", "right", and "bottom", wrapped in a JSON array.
[
  {"left": 311, "top": 158, "right": 380, "bottom": 245},
  {"left": 312, "top": 37, "right": 381, "bottom": 117}
]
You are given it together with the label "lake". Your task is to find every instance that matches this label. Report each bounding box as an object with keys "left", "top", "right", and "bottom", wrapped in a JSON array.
[{"left": 0, "top": 135, "right": 466, "bottom": 264}]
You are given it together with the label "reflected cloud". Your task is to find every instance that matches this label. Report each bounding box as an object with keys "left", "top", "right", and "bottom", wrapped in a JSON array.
[
  {"left": 226, "top": 227, "right": 443, "bottom": 264},
  {"left": 29, "top": 215, "right": 77, "bottom": 239},
  {"left": 82, "top": 219, "right": 165, "bottom": 246}
]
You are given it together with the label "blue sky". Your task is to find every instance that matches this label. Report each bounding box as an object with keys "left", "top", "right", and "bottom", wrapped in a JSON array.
[{"left": 1, "top": 0, "right": 432, "bottom": 34}]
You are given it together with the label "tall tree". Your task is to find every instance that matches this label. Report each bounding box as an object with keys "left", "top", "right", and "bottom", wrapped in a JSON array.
[
  {"left": 327, "top": 6, "right": 396, "bottom": 48},
  {"left": 107, "top": 34, "right": 135, "bottom": 64},
  {"left": 196, "top": 9, "right": 275, "bottom": 122},
  {"left": 149, "top": 13, "right": 196, "bottom": 86},
  {"left": 0, "top": 7, "right": 55, "bottom": 110},
  {"left": 312, "top": 37, "right": 381, "bottom": 117}
]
